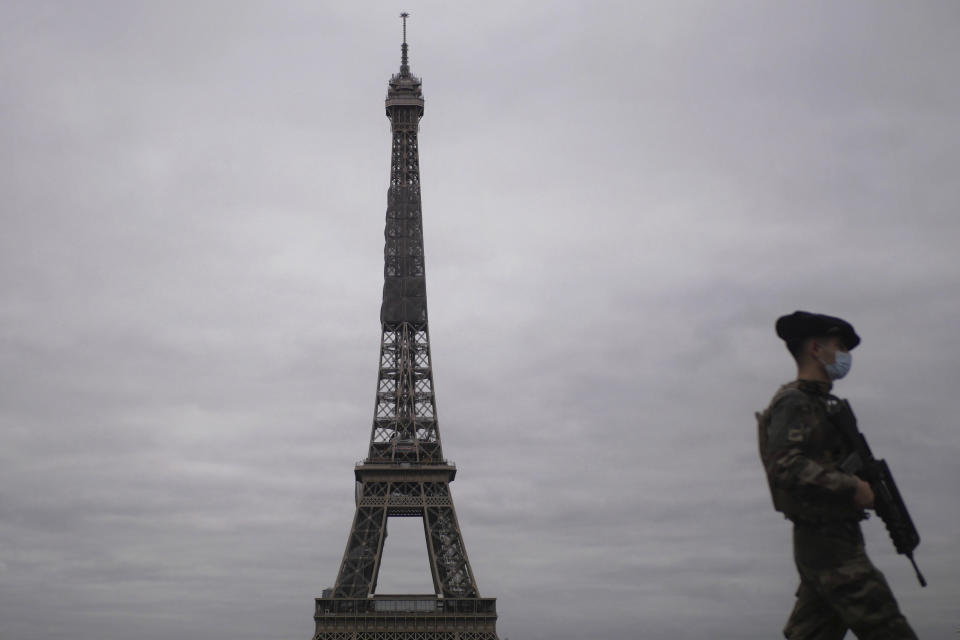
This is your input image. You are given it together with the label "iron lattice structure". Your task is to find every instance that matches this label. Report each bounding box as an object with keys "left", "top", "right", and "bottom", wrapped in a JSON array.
[{"left": 313, "top": 16, "right": 498, "bottom": 640}]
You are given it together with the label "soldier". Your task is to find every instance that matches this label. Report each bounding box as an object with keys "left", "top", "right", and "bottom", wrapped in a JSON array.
[{"left": 757, "top": 311, "right": 917, "bottom": 639}]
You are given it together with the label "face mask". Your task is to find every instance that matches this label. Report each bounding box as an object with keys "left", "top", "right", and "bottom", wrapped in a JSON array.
[{"left": 822, "top": 350, "right": 852, "bottom": 380}]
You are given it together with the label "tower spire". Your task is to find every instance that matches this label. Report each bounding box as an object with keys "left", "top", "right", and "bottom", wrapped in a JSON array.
[{"left": 400, "top": 12, "right": 410, "bottom": 76}]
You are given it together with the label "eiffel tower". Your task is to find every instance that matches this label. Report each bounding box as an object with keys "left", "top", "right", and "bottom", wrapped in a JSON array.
[{"left": 312, "top": 14, "right": 499, "bottom": 640}]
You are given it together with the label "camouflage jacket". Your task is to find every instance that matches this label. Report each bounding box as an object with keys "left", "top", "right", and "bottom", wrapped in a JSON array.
[{"left": 757, "top": 379, "right": 866, "bottom": 523}]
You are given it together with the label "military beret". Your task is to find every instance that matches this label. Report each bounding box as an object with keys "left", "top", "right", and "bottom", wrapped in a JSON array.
[{"left": 775, "top": 310, "right": 861, "bottom": 350}]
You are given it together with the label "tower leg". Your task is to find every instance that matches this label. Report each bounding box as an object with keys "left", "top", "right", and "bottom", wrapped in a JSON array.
[
  {"left": 318, "top": 476, "right": 496, "bottom": 639},
  {"left": 333, "top": 482, "right": 389, "bottom": 598}
]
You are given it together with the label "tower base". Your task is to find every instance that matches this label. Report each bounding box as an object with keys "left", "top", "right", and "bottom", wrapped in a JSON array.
[{"left": 314, "top": 595, "right": 499, "bottom": 640}]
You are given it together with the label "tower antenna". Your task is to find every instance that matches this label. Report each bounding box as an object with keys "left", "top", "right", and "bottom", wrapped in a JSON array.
[{"left": 400, "top": 12, "right": 409, "bottom": 74}]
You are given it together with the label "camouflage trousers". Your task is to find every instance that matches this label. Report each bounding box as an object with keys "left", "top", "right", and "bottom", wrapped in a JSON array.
[{"left": 784, "top": 520, "right": 916, "bottom": 640}]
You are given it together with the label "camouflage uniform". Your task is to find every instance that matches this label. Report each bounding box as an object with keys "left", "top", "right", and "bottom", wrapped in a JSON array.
[{"left": 758, "top": 380, "right": 916, "bottom": 640}]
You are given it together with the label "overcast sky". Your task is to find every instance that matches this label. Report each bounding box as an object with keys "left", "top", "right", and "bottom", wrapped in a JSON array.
[{"left": 2, "top": 2, "right": 959, "bottom": 639}]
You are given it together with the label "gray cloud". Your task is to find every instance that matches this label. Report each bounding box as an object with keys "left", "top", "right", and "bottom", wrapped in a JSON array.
[{"left": 1, "top": 2, "right": 958, "bottom": 639}]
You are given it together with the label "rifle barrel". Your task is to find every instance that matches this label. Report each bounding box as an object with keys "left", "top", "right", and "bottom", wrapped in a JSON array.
[{"left": 907, "top": 553, "right": 927, "bottom": 587}]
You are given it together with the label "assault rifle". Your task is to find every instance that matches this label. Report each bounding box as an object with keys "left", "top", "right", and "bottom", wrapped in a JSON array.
[{"left": 832, "top": 399, "right": 927, "bottom": 587}]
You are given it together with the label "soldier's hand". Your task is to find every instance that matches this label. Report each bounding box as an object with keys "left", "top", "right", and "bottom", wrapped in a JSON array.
[{"left": 854, "top": 479, "right": 875, "bottom": 509}]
